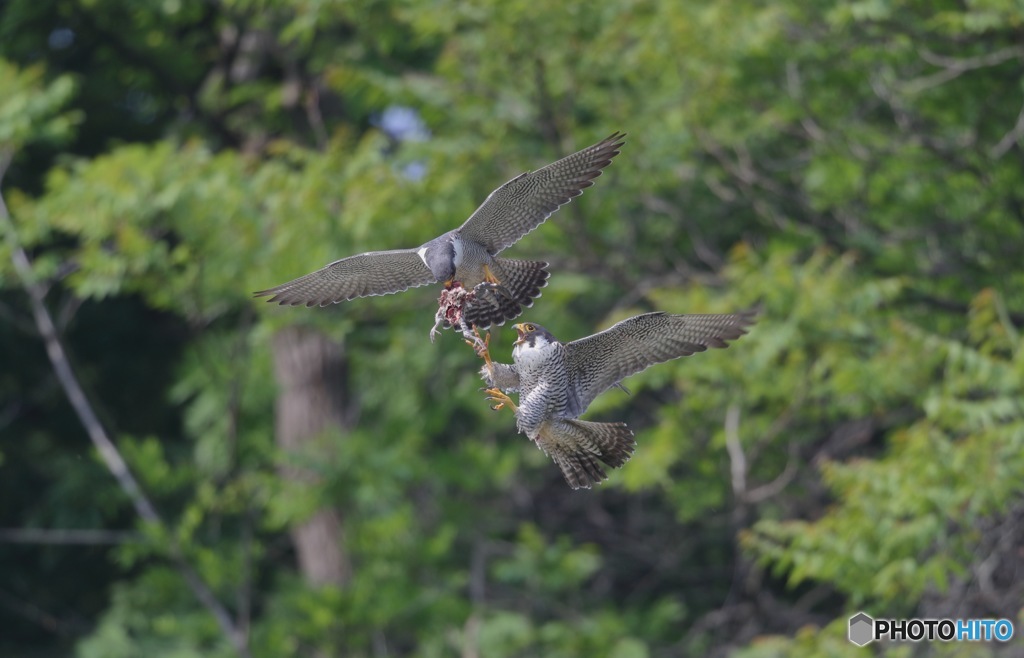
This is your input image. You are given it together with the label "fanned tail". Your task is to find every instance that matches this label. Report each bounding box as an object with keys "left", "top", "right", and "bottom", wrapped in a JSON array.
[
  {"left": 537, "top": 419, "right": 636, "bottom": 490},
  {"left": 464, "top": 259, "right": 550, "bottom": 329}
]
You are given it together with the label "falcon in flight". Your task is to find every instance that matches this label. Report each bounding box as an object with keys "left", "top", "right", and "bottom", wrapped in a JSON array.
[
  {"left": 478, "top": 309, "right": 758, "bottom": 489},
  {"left": 255, "top": 133, "right": 625, "bottom": 335}
]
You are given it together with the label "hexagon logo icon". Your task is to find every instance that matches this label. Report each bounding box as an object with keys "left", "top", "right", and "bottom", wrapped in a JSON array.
[{"left": 849, "top": 612, "right": 874, "bottom": 646}]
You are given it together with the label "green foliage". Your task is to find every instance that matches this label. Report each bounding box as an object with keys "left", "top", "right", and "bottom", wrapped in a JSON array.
[
  {"left": 0, "top": 59, "right": 80, "bottom": 152},
  {"left": 3, "top": 0, "right": 1024, "bottom": 656},
  {"left": 78, "top": 570, "right": 237, "bottom": 658},
  {"left": 745, "top": 291, "right": 1024, "bottom": 609}
]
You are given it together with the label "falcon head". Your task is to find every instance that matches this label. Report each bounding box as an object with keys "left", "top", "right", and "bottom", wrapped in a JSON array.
[{"left": 513, "top": 322, "right": 557, "bottom": 348}]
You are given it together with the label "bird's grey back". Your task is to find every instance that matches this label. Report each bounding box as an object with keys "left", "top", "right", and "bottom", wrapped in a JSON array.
[{"left": 419, "top": 231, "right": 457, "bottom": 281}]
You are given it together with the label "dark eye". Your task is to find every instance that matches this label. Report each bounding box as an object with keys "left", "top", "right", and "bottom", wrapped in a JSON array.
[{"left": 526, "top": 324, "right": 534, "bottom": 331}]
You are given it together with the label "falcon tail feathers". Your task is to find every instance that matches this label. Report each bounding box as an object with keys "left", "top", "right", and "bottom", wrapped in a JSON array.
[
  {"left": 463, "top": 259, "right": 550, "bottom": 329},
  {"left": 540, "top": 419, "right": 636, "bottom": 490}
]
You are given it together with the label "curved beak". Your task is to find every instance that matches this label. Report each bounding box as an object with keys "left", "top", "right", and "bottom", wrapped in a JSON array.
[{"left": 512, "top": 323, "right": 526, "bottom": 346}]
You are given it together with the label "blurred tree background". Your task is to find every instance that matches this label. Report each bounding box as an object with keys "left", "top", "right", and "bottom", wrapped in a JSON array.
[{"left": 1, "top": 0, "right": 1023, "bottom": 656}]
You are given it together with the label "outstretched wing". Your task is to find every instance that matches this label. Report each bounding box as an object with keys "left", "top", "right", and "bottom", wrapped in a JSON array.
[
  {"left": 563, "top": 310, "right": 758, "bottom": 415},
  {"left": 254, "top": 248, "right": 435, "bottom": 307},
  {"left": 458, "top": 132, "right": 625, "bottom": 254}
]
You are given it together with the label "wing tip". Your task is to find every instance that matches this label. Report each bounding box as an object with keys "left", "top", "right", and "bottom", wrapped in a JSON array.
[
  {"left": 599, "top": 130, "right": 627, "bottom": 155},
  {"left": 251, "top": 287, "right": 344, "bottom": 307},
  {"left": 580, "top": 130, "right": 626, "bottom": 178},
  {"left": 603, "top": 130, "right": 627, "bottom": 144},
  {"left": 714, "top": 303, "right": 763, "bottom": 344},
  {"left": 252, "top": 288, "right": 291, "bottom": 306}
]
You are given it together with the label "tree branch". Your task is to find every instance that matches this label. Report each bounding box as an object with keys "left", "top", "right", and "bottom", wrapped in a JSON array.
[
  {"left": 0, "top": 528, "right": 140, "bottom": 545},
  {"left": 0, "top": 588, "right": 64, "bottom": 634},
  {"left": 724, "top": 404, "right": 746, "bottom": 500},
  {"left": 904, "top": 46, "right": 1024, "bottom": 95},
  {"left": 0, "top": 152, "right": 251, "bottom": 658},
  {"left": 989, "top": 98, "right": 1024, "bottom": 160}
]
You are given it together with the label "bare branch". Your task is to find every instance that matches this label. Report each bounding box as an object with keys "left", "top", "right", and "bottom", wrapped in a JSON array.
[
  {"left": 0, "top": 588, "right": 63, "bottom": 634},
  {"left": 745, "top": 442, "right": 799, "bottom": 504},
  {"left": 989, "top": 99, "right": 1024, "bottom": 160},
  {"left": 461, "top": 614, "right": 481, "bottom": 658},
  {"left": 901, "top": 46, "right": 1024, "bottom": 96},
  {"left": 918, "top": 46, "right": 1024, "bottom": 70},
  {"left": 303, "top": 83, "right": 329, "bottom": 150},
  {"left": 785, "top": 61, "right": 827, "bottom": 143},
  {"left": 0, "top": 528, "right": 140, "bottom": 545},
  {"left": 905, "top": 46, "right": 1024, "bottom": 95},
  {"left": 0, "top": 158, "right": 251, "bottom": 658},
  {"left": 724, "top": 404, "right": 746, "bottom": 499}
]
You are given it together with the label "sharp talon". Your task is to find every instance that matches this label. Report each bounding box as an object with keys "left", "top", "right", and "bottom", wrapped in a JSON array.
[
  {"left": 483, "top": 387, "right": 517, "bottom": 413},
  {"left": 482, "top": 264, "right": 501, "bottom": 285},
  {"left": 469, "top": 326, "right": 492, "bottom": 365}
]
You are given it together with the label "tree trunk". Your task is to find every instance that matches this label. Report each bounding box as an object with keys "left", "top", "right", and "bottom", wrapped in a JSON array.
[{"left": 271, "top": 326, "right": 351, "bottom": 587}]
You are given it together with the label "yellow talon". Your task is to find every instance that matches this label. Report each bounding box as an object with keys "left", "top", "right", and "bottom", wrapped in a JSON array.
[
  {"left": 464, "top": 327, "right": 492, "bottom": 367},
  {"left": 482, "top": 264, "right": 501, "bottom": 285},
  {"left": 484, "top": 387, "right": 518, "bottom": 413}
]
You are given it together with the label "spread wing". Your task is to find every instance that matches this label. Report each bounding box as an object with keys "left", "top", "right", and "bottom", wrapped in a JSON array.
[
  {"left": 458, "top": 132, "right": 625, "bottom": 254},
  {"left": 563, "top": 310, "right": 758, "bottom": 415},
  {"left": 253, "top": 248, "right": 435, "bottom": 307}
]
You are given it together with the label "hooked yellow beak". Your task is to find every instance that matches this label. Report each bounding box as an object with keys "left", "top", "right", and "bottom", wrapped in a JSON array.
[{"left": 513, "top": 323, "right": 526, "bottom": 346}]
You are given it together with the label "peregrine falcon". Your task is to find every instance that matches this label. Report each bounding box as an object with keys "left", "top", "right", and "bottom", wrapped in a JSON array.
[
  {"left": 254, "top": 133, "right": 625, "bottom": 334},
  {"left": 478, "top": 310, "right": 758, "bottom": 489}
]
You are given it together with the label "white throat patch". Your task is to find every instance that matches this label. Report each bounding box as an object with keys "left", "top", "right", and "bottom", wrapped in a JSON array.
[
  {"left": 514, "top": 335, "right": 555, "bottom": 366},
  {"left": 452, "top": 237, "right": 465, "bottom": 268}
]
